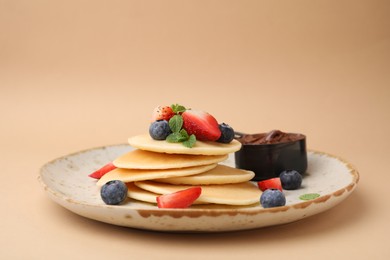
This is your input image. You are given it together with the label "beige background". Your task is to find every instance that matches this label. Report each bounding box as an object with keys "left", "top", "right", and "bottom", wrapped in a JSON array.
[{"left": 1, "top": 0, "right": 389, "bottom": 259}]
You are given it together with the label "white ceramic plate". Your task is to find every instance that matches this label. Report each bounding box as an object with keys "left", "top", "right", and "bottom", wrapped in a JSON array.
[{"left": 38, "top": 144, "right": 359, "bottom": 232}]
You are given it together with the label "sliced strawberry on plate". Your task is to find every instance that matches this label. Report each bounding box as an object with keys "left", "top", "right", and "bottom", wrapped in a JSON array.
[
  {"left": 182, "top": 110, "right": 221, "bottom": 141},
  {"left": 88, "top": 162, "right": 116, "bottom": 179},
  {"left": 152, "top": 105, "right": 175, "bottom": 121},
  {"left": 257, "top": 177, "right": 283, "bottom": 192},
  {"left": 156, "top": 187, "right": 202, "bottom": 208}
]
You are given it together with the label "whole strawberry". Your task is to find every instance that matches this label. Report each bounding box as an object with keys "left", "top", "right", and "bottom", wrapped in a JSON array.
[{"left": 152, "top": 105, "right": 175, "bottom": 121}]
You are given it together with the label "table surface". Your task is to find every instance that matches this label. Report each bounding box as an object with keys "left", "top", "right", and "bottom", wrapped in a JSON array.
[{"left": 1, "top": 1, "right": 389, "bottom": 259}]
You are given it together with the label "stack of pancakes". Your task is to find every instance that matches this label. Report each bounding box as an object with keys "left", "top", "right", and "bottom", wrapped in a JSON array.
[{"left": 97, "top": 134, "right": 262, "bottom": 206}]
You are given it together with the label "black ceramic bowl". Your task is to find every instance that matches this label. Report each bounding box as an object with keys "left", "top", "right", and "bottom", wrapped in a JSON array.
[{"left": 234, "top": 131, "right": 307, "bottom": 181}]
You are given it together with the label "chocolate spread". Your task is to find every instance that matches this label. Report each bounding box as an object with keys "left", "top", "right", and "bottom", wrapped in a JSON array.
[{"left": 236, "top": 130, "right": 304, "bottom": 145}]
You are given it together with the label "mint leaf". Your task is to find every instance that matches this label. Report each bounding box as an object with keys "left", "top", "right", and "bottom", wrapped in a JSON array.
[
  {"left": 166, "top": 133, "right": 179, "bottom": 143},
  {"left": 180, "top": 129, "right": 189, "bottom": 139},
  {"left": 182, "top": 134, "right": 196, "bottom": 148},
  {"left": 299, "top": 193, "right": 320, "bottom": 201},
  {"left": 166, "top": 132, "right": 186, "bottom": 143},
  {"left": 168, "top": 115, "right": 183, "bottom": 133},
  {"left": 171, "top": 104, "right": 186, "bottom": 114}
]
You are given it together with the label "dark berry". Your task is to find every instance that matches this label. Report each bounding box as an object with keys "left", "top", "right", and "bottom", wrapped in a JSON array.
[
  {"left": 149, "top": 120, "right": 171, "bottom": 140},
  {"left": 217, "top": 123, "right": 234, "bottom": 143},
  {"left": 260, "top": 189, "right": 286, "bottom": 208},
  {"left": 280, "top": 170, "right": 302, "bottom": 190},
  {"left": 100, "top": 180, "right": 128, "bottom": 205}
]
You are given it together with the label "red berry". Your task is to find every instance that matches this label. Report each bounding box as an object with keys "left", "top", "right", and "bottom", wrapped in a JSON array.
[
  {"left": 156, "top": 187, "right": 202, "bottom": 208},
  {"left": 88, "top": 162, "right": 116, "bottom": 179},
  {"left": 257, "top": 177, "right": 283, "bottom": 192},
  {"left": 152, "top": 106, "right": 175, "bottom": 121},
  {"left": 182, "top": 110, "right": 221, "bottom": 141}
]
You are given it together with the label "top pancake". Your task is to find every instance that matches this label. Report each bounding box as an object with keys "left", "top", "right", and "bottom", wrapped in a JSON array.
[
  {"left": 128, "top": 134, "right": 242, "bottom": 155},
  {"left": 113, "top": 149, "right": 228, "bottom": 169}
]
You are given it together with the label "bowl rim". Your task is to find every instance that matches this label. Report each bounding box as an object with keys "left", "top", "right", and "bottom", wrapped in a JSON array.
[{"left": 234, "top": 132, "right": 306, "bottom": 147}]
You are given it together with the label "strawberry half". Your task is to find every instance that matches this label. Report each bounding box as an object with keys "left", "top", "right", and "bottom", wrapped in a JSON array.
[
  {"left": 182, "top": 110, "right": 221, "bottom": 141},
  {"left": 156, "top": 187, "right": 202, "bottom": 208},
  {"left": 88, "top": 162, "right": 116, "bottom": 179},
  {"left": 257, "top": 177, "right": 283, "bottom": 192},
  {"left": 152, "top": 105, "right": 175, "bottom": 121}
]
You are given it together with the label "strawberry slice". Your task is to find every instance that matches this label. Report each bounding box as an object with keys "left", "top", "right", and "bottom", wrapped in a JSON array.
[
  {"left": 257, "top": 177, "right": 283, "bottom": 191},
  {"left": 152, "top": 105, "right": 175, "bottom": 121},
  {"left": 182, "top": 110, "right": 221, "bottom": 141},
  {"left": 88, "top": 162, "right": 116, "bottom": 179},
  {"left": 156, "top": 187, "right": 202, "bottom": 208}
]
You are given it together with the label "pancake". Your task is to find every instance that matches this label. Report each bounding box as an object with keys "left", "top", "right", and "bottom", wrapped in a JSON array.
[
  {"left": 127, "top": 182, "right": 158, "bottom": 204},
  {"left": 154, "top": 164, "right": 255, "bottom": 185},
  {"left": 135, "top": 180, "right": 261, "bottom": 206},
  {"left": 113, "top": 149, "right": 227, "bottom": 169},
  {"left": 96, "top": 163, "right": 217, "bottom": 186},
  {"left": 128, "top": 134, "right": 242, "bottom": 155},
  {"left": 126, "top": 182, "right": 207, "bottom": 204}
]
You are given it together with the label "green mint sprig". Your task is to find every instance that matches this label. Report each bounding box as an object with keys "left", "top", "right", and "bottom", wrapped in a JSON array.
[
  {"left": 166, "top": 104, "right": 197, "bottom": 148},
  {"left": 171, "top": 104, "right": 187, "bottom": 114},
  {"left": 182, "top": 134, "right": 196, "bottom": 148}
]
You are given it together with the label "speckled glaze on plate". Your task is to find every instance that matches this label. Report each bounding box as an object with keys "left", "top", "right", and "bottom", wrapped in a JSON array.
[{"left": 38, "top": 144, "right": 359, "bottom": 232}]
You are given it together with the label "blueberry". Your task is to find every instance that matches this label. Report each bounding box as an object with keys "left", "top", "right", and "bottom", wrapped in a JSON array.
[
  {"left": 149, "top": 120, "right": 172, "bottom": 140},
  {"left": 280, "top": 170, "right": 302, "bottom": 190},
  {"left": 100, "top": 180, "right": 128, "bottom": 205},
  {"left": 217, "top": 123, "right": 235, "bottom": 143},
  {"left": 260, "top": 189, "right": 286, "bottom": 208}
]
